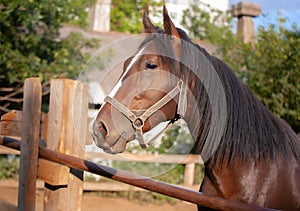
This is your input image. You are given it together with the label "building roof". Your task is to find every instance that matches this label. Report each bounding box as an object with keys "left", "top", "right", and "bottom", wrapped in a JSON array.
[{"left": 60, "top": 24, "right": 217, "bottom": 54}]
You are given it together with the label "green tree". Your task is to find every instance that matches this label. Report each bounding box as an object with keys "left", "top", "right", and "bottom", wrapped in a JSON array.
[
  {"left": 0, "top": 0, "right": 99, "bottom": 114},
  {"left": 246, "top": 23, "right": 300, "bottom": 131},
  {"left": 182, "top": 4, "right": 234, "bottom": 43},
  {"left": 0, "top": 0, "right": 97, "bottom": 83},
  {"left": 159, "top": 123, "right": 194, "bottom": 154},
  {"left": 182, "top": 5, "right": 300, "bottom": 132},
  {"left": 0, "top": 155, "right": 19, "bottom": 179},
  {"left": 110, "top": 0, "right": 163, "bottom": 33}
]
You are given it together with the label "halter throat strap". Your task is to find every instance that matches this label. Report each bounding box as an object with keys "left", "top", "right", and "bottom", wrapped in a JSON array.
[{"left": 104, "top": 80, "right": 187, "bottom": 149}]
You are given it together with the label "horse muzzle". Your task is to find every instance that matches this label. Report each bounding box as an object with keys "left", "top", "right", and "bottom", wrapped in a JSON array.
[{"left": 91, "top": 121, "right": 135, "bottom": 154}]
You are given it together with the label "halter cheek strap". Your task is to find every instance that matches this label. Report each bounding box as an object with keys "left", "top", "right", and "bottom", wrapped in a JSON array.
[{"left": 104, "top": 80, "right": 187, "bottom": 149}]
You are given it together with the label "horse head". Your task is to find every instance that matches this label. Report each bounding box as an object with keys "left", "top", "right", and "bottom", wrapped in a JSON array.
[{"left": 91, "top": 7, "right": 187, "bottom": 153}]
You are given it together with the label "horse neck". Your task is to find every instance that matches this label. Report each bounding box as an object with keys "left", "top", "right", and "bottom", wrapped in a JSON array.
[
  {"left": 177, "top": 43, "right": 230, "bottom": 161},
  {"left": 181, "top": 52, "right": 300, "bottom": 165},
  {"left": 181, "top": 68, "right": 214, "bottom": 158}
]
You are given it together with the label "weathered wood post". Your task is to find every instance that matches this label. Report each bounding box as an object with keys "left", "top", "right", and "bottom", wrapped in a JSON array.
[
  {"left": 18, "top": 77, "right": 42, "bottom": 211},
  {"left": 89, "top": 0, "right": 111, "bottom": 32},
  {"left": 43, "top": 79, "right": 88, "bottom": 211},
  {"left": 231, "top": 2, "right": 261, "bottom": 45},
  {"left": 183, "top": 163, "right": 195, "bottom": 186}
]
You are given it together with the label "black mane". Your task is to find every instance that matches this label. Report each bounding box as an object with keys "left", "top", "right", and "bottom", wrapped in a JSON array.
[{"left": 142, "top": 27, "right": 300, "bottom": 165}]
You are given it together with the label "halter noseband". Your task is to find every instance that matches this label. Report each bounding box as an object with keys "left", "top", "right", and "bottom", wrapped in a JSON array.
[{"left": 104, "top": 80, "right": 187, "bottom": 149}]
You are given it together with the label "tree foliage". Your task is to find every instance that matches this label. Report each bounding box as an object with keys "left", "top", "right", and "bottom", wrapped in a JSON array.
[
  {"left": 182, "top": 4, "right": 234, "bottom": 42},
  {"left": 110, "top": 0, "right": 163, "bottom": 33},
  {"left": 0, "top": 155, "right": 19, "bottom": 179},
  {"left": 0, "top": 0, "right": 99, "bottom": 114},
  {"left": 0, "top": 0, "right": 97, "bottom": 84},
  {"left": 182, "top": 5, "right": 300, "bottom": 132},
  {"left": 246, "top": 24, "right": 300, "bottom": 131},
  {"left": 159, "top": 123, "right": 194, "bottom": 154}
]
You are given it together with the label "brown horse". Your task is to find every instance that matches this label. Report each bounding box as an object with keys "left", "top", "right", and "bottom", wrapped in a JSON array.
[{"left": 91, "top": 7, "right": 300, "bottom": 211}]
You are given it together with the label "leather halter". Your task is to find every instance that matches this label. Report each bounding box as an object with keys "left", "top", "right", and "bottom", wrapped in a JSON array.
[{"left": 104, "top": 80, "right": 187, "bottom": 149}]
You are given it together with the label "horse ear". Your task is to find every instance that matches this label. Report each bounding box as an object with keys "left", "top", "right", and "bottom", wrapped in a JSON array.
[
  {"left": 142, "top": 10, "right": 156, "bottom": 33},
  {"left": 123, "top": 56, "right": 133, "bottom": 71},
  {"left": 163, "top": 6, "right": 181, "bottom": 58},
  {"left": 163, "top": 6, "right": 180, "bottom": 39}
]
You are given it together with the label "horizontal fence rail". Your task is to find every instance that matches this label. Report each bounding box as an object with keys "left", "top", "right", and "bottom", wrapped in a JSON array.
[
  {"left": 87, "top": 151, "right": 203, "bottom": 164},
  {"left": 86, "top": 152, "right": 202, "bottom": 186},
  {"left": 0, "top": 135, "right": 279, "bottom": 211}
]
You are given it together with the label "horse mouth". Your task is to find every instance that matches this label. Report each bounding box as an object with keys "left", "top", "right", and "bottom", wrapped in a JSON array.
[
  {"left": 102, "top": 133, "right": 134, "bottom": 154},
  {"left": 102, "top": 135, "right": 128, "bottom": 154},
  {"left": 92, "top": 122, "right": 134, "bottom": 154}
]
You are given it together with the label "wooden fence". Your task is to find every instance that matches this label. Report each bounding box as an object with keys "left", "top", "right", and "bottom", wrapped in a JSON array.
[
  {"left": 0, "top": 78, "right": 278, "bottom": 211},
  {"left": 1, "top": 78, "right": 88, "bottom": 210},
  {"left": 0, "top": 112, "right": 202, "bottom": 188}
]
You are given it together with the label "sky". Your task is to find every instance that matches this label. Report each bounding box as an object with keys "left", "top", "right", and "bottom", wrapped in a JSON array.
[{"left": 229, "top": 0, "right": 300, "bottom": 30}]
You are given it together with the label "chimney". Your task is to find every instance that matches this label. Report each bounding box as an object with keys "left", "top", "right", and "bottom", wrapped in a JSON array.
[
  {"left": 231, "top": 2, "right": 261, "bottom": 45},
  {"left": 89, "top": 0, "right": 111, "bottom": 32}
]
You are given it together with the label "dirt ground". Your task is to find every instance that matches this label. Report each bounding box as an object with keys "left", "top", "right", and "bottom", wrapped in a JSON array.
[{"left": 0, "top": 186, "right": 197, "bottom": 211}]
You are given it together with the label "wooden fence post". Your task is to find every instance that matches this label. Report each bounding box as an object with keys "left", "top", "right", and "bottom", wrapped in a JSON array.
[
  {"left": 18, "top": 78, "right": 42, "bottom": 211},
  {"left": 184, "top": 163, "right": 195, "bottom": 186},
  {"left": 43, "top": 79, "right": 88, "bottom": 211}
]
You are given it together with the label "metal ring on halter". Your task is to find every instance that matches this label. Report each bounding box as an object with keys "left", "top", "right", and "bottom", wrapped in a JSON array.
[
  {"left": 132, "top": 117, "right": 145, "bottom": 130},
  {"left": 177, "top": 80, "right": 183, "bottom": 88}
]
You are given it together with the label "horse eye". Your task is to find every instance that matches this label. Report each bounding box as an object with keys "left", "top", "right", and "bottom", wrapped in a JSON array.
[{"left": 146, "top": 63, "right": 157, "bottom": 70}]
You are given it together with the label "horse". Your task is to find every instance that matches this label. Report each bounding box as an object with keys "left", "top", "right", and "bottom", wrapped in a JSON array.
[{"left": 91, "top": 6, "right": 300, "bottom": 211}]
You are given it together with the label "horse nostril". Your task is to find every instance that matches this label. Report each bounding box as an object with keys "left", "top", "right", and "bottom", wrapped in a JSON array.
[{"left": 97, "top": 122, "right": 108, "bottom": 137}]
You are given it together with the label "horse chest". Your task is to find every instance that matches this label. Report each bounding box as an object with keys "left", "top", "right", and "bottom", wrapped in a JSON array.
[{"left": 200, "top": 158, "right": 300, "bottom": 210}]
